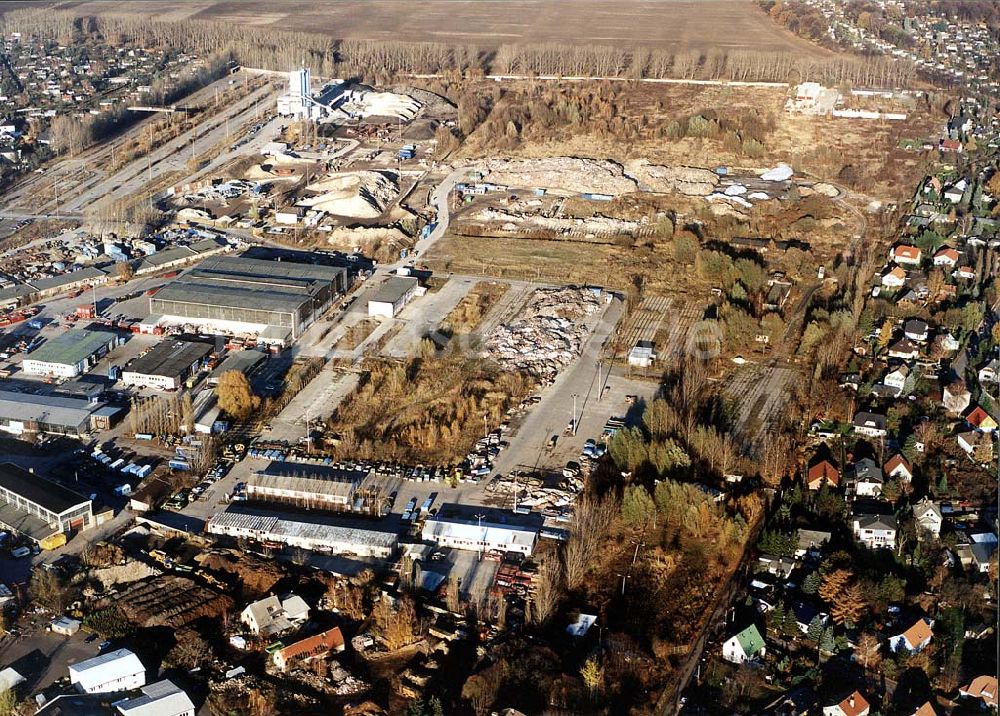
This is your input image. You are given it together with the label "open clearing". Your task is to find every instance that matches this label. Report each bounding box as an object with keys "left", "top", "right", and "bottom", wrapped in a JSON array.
[{"left": 60, "top": 0, "right": 831, "bottom": 55}]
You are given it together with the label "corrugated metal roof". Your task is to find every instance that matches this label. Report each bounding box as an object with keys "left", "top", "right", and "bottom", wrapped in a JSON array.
[
  {"left": 24, "top": 329, "right": 116, "bottom": 367},
  {"left": 68, "top": 648, "right": 144, "bottom": 690},
  {"left": 208, "top": 508, "right": 397, "bottom": 548},
  {"left": 0, "top": 390, "right": 99, "bottom": 431}
]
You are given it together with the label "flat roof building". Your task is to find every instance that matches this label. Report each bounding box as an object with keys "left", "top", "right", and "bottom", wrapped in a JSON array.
[
  {"left": 207, "top": 349, "right": 267, "bottom": 386},
  {"left": 0, "top": 462, "right": 93, "bottom": 541},
  {"left": 0, "top": 389, "right": 114, "bottom": 437},
  {"left": 149, "top": 255, "right": 347, "bottom": 341},
  {"left": 422, "top": 504, "right": 541, "bottom": 556},
  {"left": 113, "top": 679, "right": 195, "bottom": 716},
  {"left": 69, "top": 648, "right": 145, "bottom": 694},
  {"left": 368, "top": 276, "right": 418, "bottom": 318},
  {"left": 122, "top": 339, "right": 214, "bottom": 390},
  {"left": 207, "top": 506, "right": 398, "bottom": 558},
  {"left": 247, "top": 461, "right": 368, "bottom": 510},
  {"left": 22, "top": 329, "right": 121, "bottom": 378}
]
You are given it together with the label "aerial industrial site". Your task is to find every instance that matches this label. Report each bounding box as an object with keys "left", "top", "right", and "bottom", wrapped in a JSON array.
[{"left": 0, "top": 2, "right": 994, "bottom": 715}]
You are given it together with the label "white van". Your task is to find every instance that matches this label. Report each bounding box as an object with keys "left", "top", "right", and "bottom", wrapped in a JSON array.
[{"left": 11, "top": 546, "right": 31, "bottom": 559}]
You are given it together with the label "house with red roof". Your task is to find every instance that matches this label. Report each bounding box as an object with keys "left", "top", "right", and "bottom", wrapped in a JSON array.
[
  {"left": 932, "top": 246, "right": 959, "bottom": 266},
  {"left": 889, "top": 617, "right": 934, "bottom": 653},
  {"left": 890, "top": 245, "right": 923, "bottom": 266},
  {"left": 884, "top": 454, "right": 912, "bottom": 482},
  {"left": 806, "top": 460, "right": 839, "bottom": 490},
  {"left": 272, "top": 627, "right": 345, "bottom": 672},
  {"left": 966, "top": 405, "right": 998, "bottom": 433},
  {"left": 823, "top": 690, "right": 870, "bottom": 716}
]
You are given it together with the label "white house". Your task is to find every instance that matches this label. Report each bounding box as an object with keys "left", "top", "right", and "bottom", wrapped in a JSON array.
[
  {"left": 913, "top": 498, "right": 943, "bottom": 539},
  {"left": 933, "top": 246, "right": 960, "bottom": 266},
  {"left": 903, "top": 319, "right": 929, "bottom": 342},
  {"left": 978, "top": 358, "right": 999, "bottom": 384},
  {"left": 628, "top": 340, "right": 657, "bottom": 368},
  {"left": 852, "top": 458, "right": 883, "bottom": 497},
  {"left": 888, "top": 338, "right": 920, "bottom": 361},
  {"left": 889, "top": 617, "right": 934, "bottom": 653},
  {"left": 114, "top": 679, "right": 195, "bottom": 716},
  {"left": 884, "top": 454, "right": 913, "bottom": 482},
  {"left": 721, "top": 624, "right": 766, "bottom": 664},
  {"left": 69, "top": 649, "right": 145, "bottom": 694},
  {"left": 853, "top": 412, "right": 888, "bottom": 438},
  {"left": 882, "top": 365, "right": 910, "bottom": 395},
  {"left": 881, "top": 266, "right": 907, "bottom": 287},
  {"left": 853, "top": 514, "right": 897, "bottom": 550},
  {"left": 240, "top": 594, "right": 310, "bottom": 637}
]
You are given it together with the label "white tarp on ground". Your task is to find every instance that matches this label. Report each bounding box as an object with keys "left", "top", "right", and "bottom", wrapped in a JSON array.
[{"left": 760, "top": 164, "right": 794, "bottom": 182}]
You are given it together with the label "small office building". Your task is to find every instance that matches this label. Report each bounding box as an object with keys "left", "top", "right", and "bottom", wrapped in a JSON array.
[
  {"left": 22, "top": 329, "right": 121, "bottom": 378},
  {"left": 368, "top": 276, "right": 418, "bottom": 318},
  {"left": 122, "top": 339, "right": 214, "bottom": 390},
  {"left": 422, "top": 504, "right": 541, "bottom": 556}
]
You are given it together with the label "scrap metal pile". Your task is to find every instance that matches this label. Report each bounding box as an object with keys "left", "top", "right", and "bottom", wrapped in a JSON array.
[{"left": 482, "top": 287, "right": 602, "bottom": 384}]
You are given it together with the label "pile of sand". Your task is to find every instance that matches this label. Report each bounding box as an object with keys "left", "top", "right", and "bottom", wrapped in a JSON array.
[
  {"left": 326, "top": 226, "right": 409, "bottom": 251},
  {"left": 342, "top": 89, "right": 422, "bottom": 120},
  {"left": 482, "top": 157, "right": 637, "bottom": 196},
  {"left": 625, "top": 160, "right": 719, "bottom": 196},
  {"left": 298, "top": 170, "right": 399, "bottom": 218}
]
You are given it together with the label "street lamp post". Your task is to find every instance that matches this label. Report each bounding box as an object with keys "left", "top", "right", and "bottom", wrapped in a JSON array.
[
  {"left": 475, "top": 512, "right": 486, "bottom": 561},
  {"left": 572, "top": 393, "right": 579, "bottom": 436}
]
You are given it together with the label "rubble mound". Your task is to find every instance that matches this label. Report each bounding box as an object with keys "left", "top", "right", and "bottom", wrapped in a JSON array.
[
  {"left": 483, "top": 287, "right": 602, "bottom": 383},
  {"left": 343, "top": 89, "right": 422, "bottom": 120},
  {"left": 482, "top": 157, "right": 637, "bottom": 196},
  {"left": 117, "top": 575, "right": 234, "bottom": 628},
  {"left": 90, "top": 561, "right": 161, "bottom": 590},
  {"left": 298, "top": 171, "right": 399, "bottom": 218},
  {"left": 624, "top": 160, "right": 719, "bottom": 196},
  {"left": 812, "top": 182, "right": 840, "bottom": 197},
  {"left": 326, "top": 226, "right": 410, "bottom": 250}
]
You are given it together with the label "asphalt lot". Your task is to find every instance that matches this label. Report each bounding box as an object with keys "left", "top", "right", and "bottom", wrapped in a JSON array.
[{"left": 0, "top": 624, "right": 103, "bottom": 694}]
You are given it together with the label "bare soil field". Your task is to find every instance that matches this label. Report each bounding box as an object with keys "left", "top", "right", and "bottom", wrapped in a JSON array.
[{"left": 58, "top": 0, "right": 830, "bottom": 55}]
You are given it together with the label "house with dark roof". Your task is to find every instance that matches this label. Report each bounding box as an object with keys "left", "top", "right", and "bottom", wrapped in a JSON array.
[
  {"left": 853, "top": 412, "right": 887, "bottom": 438},
  {"left": 851, "top": 458, "right": 883, "bottom": 497},
  {"left": 852, "top": 513, "right": 897, "bottom": 550}
]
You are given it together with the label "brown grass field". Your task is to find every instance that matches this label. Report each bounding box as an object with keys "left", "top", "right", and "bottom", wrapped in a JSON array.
[{"left": 56, "top": 0, "right": 830, "bottom": 55}]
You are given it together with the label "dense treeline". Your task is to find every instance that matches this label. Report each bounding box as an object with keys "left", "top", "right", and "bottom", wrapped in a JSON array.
[{"left": 2, "top": 8, "right": 916, "bottom": 88}]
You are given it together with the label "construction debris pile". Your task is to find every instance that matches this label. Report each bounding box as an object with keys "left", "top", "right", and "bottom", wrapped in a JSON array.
[
  {"left": 472, "top": 207, "right": 642, "bottom": 237},
  {"left": 483, "top": 287, "right": 602, "bottom": 383},
  {"left": 625, "top": 160, "right": 719, "bottom": 196},
  {"left": 486, "top": 471, "right": 581, "bottom": 518},
  {"left": 481, "top": 157, "right": 638, "bottom": 196}
]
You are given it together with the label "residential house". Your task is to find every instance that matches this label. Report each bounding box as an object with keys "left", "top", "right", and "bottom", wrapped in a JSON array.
[
  {"left": 806, "top": 460, "right": 840, "bottom": 490},
  {"left": 882, "top": 365, "right": 911, "bottom": 395},
  {"left": 69, "top": 649, "right": 146, "bottom": 694},
  {"left": 853, "top": 514, "right": 897, "bottom": 550},
  {"left": 965, "top": 405, "right": 997, "bottom": 433},
  {"left": 954, "top": 265, "right": 976, "bottom": 281},
  {"left": 943, "top": 180, "right": 966, "bottom": 203},
  {"left": 889, "top": 617, "right": 934, "bottom": 653},
  {"left": 943, "top": 383, "right": 972, "bottom": 415},
  {"left": 957, "top": 430, "right": 992, "bottom": 459},
  {"left": 758, "top": 554, "right": 797, "bottom": 577},
  {"left": 792, "top": 601, "right": 828, "bottom": 634},
  {"left": 884, "top": 454, "right": 913, "bottom": 482},
  {"left": 852, "top": 458, "right": 884, "bottom": 497},
  {"left": 853, "top": 412, "right": 888, "bottom": 438},
  {"left": 888, "top": 338, "right": 920, "bottom": 361},
  {"left": 881, "top": 266, "right": 907, "bottom": 288},
  {"left": 890, "top": 245, "right": 923, "bottom": 266},
  {"left": 911, "top": 701, "right": 938, "bottom": 716},
  {"left": 969, "top": 541, "right": 996, "bottom": 573},
  {"left": 795, "top": 529, "right": 831, "bottom": 558},
  {"left": 272, "top": 626, "right": 345, "bottom": 672},
  {"left": 937, "top": 332, "right": 959, "bottom": 353},
  {"left": 722, "top": 624, "right": 766, "bottom": 664},
  {"left": 933, "top": 246, "right": 960, "bottom": 266},
  {"left": 823, "top": 691, "right": 870, "bottom": 716},
  {"left": 903, "top": 319, "right": 929, "bottom": 342},
  {"left": 959, "top": 675, "right": 998, "bottom": 709},
  {"left": 913, "top": 498, "right": 943, "bottom": 539},
  {"left": 240, "top": 593, "right": 310, "bottom": 637},
  {"left": 978, "top": 358, "right": 999, "bottom": 384}
]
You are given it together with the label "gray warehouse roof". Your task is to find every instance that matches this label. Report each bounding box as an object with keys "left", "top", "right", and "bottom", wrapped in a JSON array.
[
  {"left": 0, "top": 462, "right": 91, "bottom": 515},
  {"left": 208, "top": 507, "right": 398, "bottom": 549},
  {"left": 28, "top": 266, "right": 107, "bottom": 293},
  {"left": 126, "top": 339, "right": 213, "bottom": 379},
  {"left": 208, "top": 349, "right": 267, "bottom": 384},
  {"left": 369, "top": 276, "right": 417, "bottom": 305},
  {"left": 25, "top": 329, "right": 116, "bottom": 367},
  {"left": 0, "top": 389, "right": 102, "bottom": 430},
  {"left": 250, "top": 462, "right": 367, "bottom": 500}
]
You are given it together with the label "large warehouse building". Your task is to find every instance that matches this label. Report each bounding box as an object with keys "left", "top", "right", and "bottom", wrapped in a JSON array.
[
  {"left": 148, "top": 255, "right": 347, "bottom": 343},
  {"left": 207, "top": 506, "right": 398, "bottom": 558},
  {"left": 122, "top": 339, "right": 214, "bottom": 390},
  {"left": 0, "top": 390, "right": 120, "bottom": 437},
  {"left": 0, "top": 462, "right": 93, "bottom": 543},
  {"left": 22, "top": 328, "right": 121, "bottom": 378},
  {"left": 247, "top": 462, "right": 369, "bottom": 511}
]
